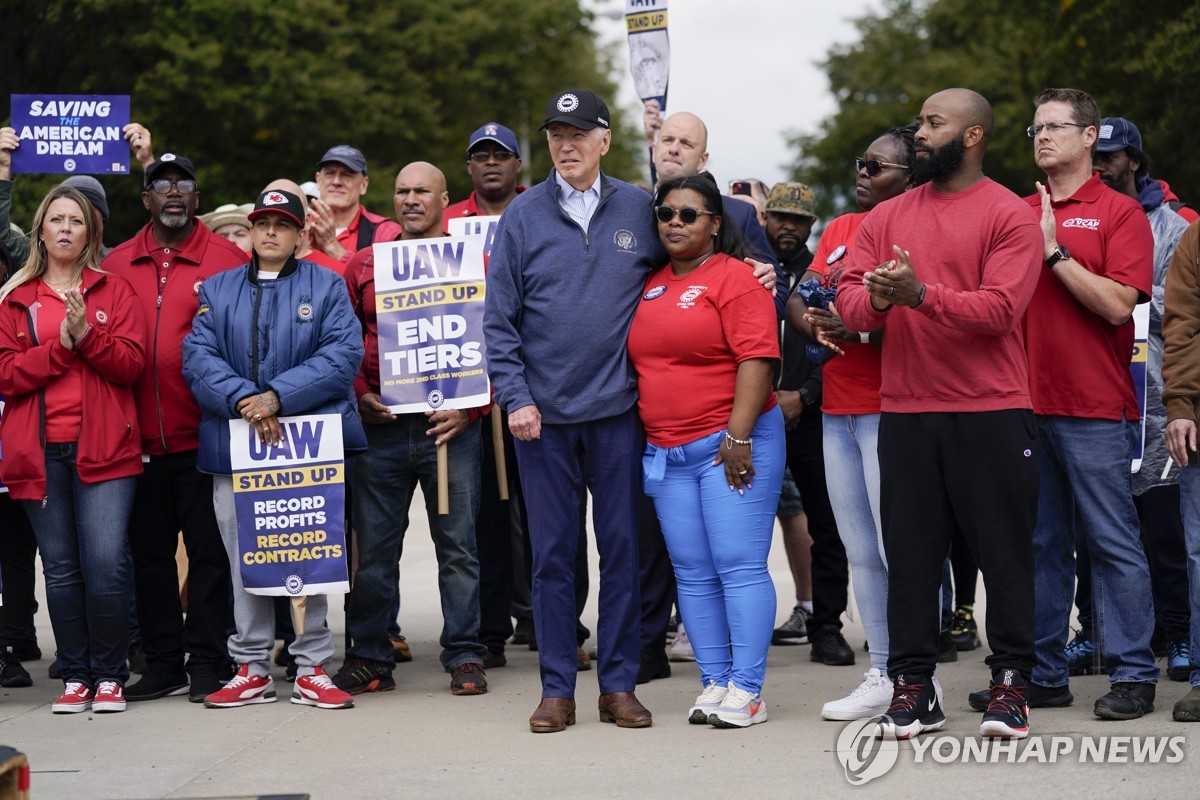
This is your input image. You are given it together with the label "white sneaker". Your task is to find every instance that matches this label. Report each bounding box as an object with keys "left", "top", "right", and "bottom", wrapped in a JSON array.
[
  {"left": 821, "top": 668, "right": 893, "bottom": 720},
  {"left": 668, "top": 623, "right": 695, "bottom": 662},
  {"left": 708, "top": 683, "right": 768, "bottom": 728},
  {"left": 688, "top": 681, "right": 729, "bottom": 724}
]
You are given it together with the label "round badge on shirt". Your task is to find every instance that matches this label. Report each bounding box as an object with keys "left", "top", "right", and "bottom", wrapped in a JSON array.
[{"left": 643, "top": 285, "right": 667, "bottom": 300}]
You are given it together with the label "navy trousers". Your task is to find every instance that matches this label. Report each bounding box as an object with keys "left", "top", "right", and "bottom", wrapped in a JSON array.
[{"left": 514, "top": 407, "right": 642, "bottom": 698}]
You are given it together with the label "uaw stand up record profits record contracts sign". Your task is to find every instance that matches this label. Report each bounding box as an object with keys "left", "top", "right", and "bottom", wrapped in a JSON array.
[
  {"left": 230, "top": 414, "right": 348, "bottom": 596},
  {"left": 372, "top": 234, "right": 490, "bottom": 413}
]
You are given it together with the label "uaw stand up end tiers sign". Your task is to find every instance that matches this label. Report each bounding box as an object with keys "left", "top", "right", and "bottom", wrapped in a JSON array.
[{"left": 229, "top": 414, "right": 348, "bottom": 621}]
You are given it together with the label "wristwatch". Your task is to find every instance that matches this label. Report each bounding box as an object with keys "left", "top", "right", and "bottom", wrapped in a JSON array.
[{"left": 1046, "top": 244, "right": 1070, "bottom": 269}]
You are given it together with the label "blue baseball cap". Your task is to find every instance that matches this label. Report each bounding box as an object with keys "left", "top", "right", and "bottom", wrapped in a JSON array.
[
  {"left": 467, "top": 123, "right": 520, "bottom": 157},
  {"left": 318, "top": 145, "right": 368, "bottom": 175},
  {"left": 1096, "top": 118, "right": 1142, "bottom": 154}
]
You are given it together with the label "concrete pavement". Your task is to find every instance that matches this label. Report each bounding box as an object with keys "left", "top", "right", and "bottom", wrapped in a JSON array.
[{"left": 0, "top": 494, "right": 1196, "bottom": 799}]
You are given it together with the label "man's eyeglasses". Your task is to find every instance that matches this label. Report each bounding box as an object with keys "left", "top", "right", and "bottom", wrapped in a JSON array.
[
  {"left": 1026, "top": 122, "right": 1086, "bottom": 138},
  {"left": 148, "top": 178, "right": 197, "bottom": 194},
  {"left": 854, "top": 158, "right": 910, "bottom": 178},
  {"left": 655, "top": 205, "right": 714, "bottom": 224},
  {"left": 468, "top": 150, "right": 516, "bottom": 163}
]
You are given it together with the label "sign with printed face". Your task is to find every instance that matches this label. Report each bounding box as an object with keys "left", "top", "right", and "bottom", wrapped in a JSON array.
[
  {"left": 230, "top": 414, "right": 347, "bottom": 596},
  {"left": 446, "top": 214, "right": 501, "bottom": 257},
  {"left": 9, "top": 94, "right": 131, "bottom": 175},
  {"left": 372, "top": 235, "right": 490, "bottom": 414},
  {"left": 625, "top": 1, "right": 670, "bottom": 111}
]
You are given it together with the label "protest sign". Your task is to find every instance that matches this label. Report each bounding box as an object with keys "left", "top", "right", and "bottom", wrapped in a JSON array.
[
  {"left": 1131, "top": 302, "right": 1149, "bottom": 472},
  {"left": 372, "top": 235, "right": 490, "bottom": 414},
  {"left": 9, "top": 94, "right": 131, "bottom": 175},
  {"left": 229, "top": 414, "right": 348, "bottom": 596},
  {"left": 446, "top": 215, "right": 502, "bottom": 257},
  {"left": 625, "top": 1, "right": 669, "bottom": 112}
]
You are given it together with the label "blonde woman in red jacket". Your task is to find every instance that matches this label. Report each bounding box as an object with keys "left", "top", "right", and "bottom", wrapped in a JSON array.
[{"left": 0, "top": 185, "right": 146, "bottom": 715}]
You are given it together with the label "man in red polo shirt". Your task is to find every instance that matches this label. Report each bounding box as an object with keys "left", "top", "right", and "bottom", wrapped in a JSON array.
[
  {"left": 307, "top": 145, "right": 402, "bottom": 264},
  {"left": 1020, "top": 88, "right": 1158, "bottom": 721},
  {"left": 102, "top": 153, "right": 247, "bottom": 703},
  {"left": 445, "top": 122, "right": 525, "bottom": 221}
]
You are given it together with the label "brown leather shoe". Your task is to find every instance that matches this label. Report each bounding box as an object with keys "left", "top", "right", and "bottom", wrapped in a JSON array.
[
  {"left": 598, "top": 691, "right": 652, "bottom": 728},
  {"left": 529, "top": 697, "right": 576, "bottom": 733}
]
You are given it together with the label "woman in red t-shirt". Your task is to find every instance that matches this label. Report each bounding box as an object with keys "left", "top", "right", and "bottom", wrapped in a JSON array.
[
  {"left": 0, "top": 186, "right": 146, "bottom": 716},
  {"left": 628, "top": 175, "right": 783, "bottom": 729}
]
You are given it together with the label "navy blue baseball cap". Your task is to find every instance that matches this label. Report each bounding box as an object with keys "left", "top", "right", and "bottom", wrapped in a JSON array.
[
  {"left": 1096, "top": 118, "right": 1142, "bottom": 153},
  {"left": 318, "top": 145, "right": 368, "bottom": 175},
  {"left": 468, "top": 122, "right": 520, "bottom": 157}
]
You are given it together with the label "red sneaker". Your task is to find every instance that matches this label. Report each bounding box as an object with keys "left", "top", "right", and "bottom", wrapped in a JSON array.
[
  {"left": 51, "top": 681, "right": 93, "bottom": 714},
  {"left": 93, "top": 680, "right": 127, "bottom": 713},
  {"left": 292, "top": 666, "right": 354, "bottom": 709},
  {"left": 203, "top": 664, "right": 276, "bottom": 708}
]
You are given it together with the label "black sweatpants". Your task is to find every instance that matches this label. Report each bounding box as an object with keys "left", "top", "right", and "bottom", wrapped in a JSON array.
[{"left": 880, "top": 410, "right": 1039, "bottom": 680}]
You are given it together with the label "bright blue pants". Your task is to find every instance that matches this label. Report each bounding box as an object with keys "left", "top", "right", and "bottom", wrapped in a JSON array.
[{"left": 642, "top": 406, "right": 785, "bottom": 694}]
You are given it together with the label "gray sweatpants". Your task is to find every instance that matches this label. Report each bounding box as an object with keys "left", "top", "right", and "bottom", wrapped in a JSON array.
[{"left": 213, "top": 476, "right": 333, "bottom": 678}]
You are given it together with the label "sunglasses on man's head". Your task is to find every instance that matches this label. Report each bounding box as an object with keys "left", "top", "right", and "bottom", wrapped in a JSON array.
[
  {"left": 853, "top": 158, "right": 910, "bottom": 178},
  {"left": 655, "top": 205, "right": 714, "bottom": 224}
]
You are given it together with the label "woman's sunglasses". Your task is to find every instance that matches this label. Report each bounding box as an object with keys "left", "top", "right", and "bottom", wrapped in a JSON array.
[
  {"left": 854, "top": 157, "right": 911, "bottom": 178},
  {"left": 655, "top": 206, "right": 715, "bottom": 224}
]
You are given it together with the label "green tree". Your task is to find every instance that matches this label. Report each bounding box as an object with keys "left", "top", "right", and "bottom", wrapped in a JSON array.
[
  {"left": 2, "top": 0, "right": 643, "bottom": 242},
  {"left": 788, "top": 0, "right": 1200, "bottom": 218}
]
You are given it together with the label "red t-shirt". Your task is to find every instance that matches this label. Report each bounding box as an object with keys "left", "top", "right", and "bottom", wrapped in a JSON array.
[
  {"left": 628, "top": 253, "right": 779, "bottom": 447},
  {"left": 303, "top": 247, "right": 345, "bottom": 272},
  {"left": 836, "top": 179, "right": 1043, "bottom": 413},
  {"left": 33, "top": 281, "right": 82, "bottom": 443},
  {"left": 1022, "top": 174, "right": 1153, "bottom": 420},
  {"left": 809, "top": 212, "right": 881, "bottom": 414}
]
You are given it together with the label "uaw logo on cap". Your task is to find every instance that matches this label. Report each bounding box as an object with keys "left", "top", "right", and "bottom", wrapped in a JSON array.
[
  {"left": 285, "top": 574, "right": 304, "bottom": 595},
  {"left": 427, "top": 389, "right": 445, "bottom": 409},
  {"left": 264, "top": 192, "right": 288, "bottom": 206},
  {"left": 557, "top": 93, "right": 580, "bottom": 113},
  {"left": 614, "top": 229, "right": 637, "bottom": 252},
  {"left": 161, "top": 153, "right": 177, "bottom": 162}
]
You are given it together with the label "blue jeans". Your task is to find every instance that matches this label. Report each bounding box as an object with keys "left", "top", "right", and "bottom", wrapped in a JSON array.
[
  {"left": 1176, "top": 463, "right": 1200, "bottom": 686},
  {"left": 1033, "top": 416, "right": 1158, "bottom": 686},
  {"left": 23, "top": 443, "right": 136, "bottom": 684},
  {"left": 822, "top": 413, "right": 888, "bottom": 671},
  {"left": 347, "top": 417, "right": 485, "bottom": 670},
  {"left": 643, "top": 406, "right": 785, "bottom": 694}
]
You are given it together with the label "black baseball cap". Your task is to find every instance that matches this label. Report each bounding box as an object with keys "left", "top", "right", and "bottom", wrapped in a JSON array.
[
  {"left": 540, "top": 89, "right": 610, "bottom": 131},
  {"left": 145, "top": 153, "right": 197, "bottom": 188},
  {"left": 248, "top": 189, "right": 305, "bottom": 228}
]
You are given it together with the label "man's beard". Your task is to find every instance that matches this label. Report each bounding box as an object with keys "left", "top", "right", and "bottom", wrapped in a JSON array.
[
  {"left": 157, "top": 209, "right": 190, "bottom": 229},
  {"left": 913, "top": 132, "right": 966, "bottom": 182}
]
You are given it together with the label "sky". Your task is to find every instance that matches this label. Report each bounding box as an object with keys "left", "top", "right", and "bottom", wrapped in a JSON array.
[{"left": 585, "top": 0, "right": 882, "bottom": 189}]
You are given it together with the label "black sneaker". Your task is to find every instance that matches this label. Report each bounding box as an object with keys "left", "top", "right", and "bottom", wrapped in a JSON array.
[
  {"left": 810, "top": 626, "right": 855, "bottom": 666},
  {"left": 332, "top": 657, "right": 395, "bottom": 695},
  {"left": 980, "top": 669, "right": 1030, "bottom": 739},
  {"left": 970, "top": 680, "right": 1072, "bottom": 711},
  {"left": 450, "top": 662, "right": 487, "bottom": 695},
  {"left": 125, "top": 669, "right": 188, "bottom": 701},
  {"left": 14, "top": 643, "right": 41, "bottom": 662},
  {"left": 511, "top": 617, "right": 533, "bottom": 646},
  {"left": 772, "top": 606, "right": 811, "bottom": 645},
  {"left": 877, "top": 674, "right": 945, "bottom": 739},
  {"left": 127, "top": 641, "right": 149, "bottom": 675},
  {"left": 937, "top": 630, "right": 958, "bottom": 663},
  {"left": 483, "top": 649, "right": 507, "bottom": 669},
  {"left": 188, "top": 668, "right": 223, "bottom": 703},
  {"left": 48, "top": 655, "right": 61, "bottom": 680},
  {"left": 0, "top": 647, "right": 32, "bottom": 688},
  {"left": 1066, "top": 629, "right": 1104, "bottom": 676},
  {"left": 637, "top": 645, "right": 671, "bottom": 684},
  {"left": 1094, "top": 682, "right": 1156, "bottom": 720},
  {"left": 948, "top": 605, "right": 981, "bottom": 651}
]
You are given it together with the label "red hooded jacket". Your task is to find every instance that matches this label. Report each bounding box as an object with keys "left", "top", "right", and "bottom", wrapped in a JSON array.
[
  {"left": 0, "top": 270, "right": 147, "bottom": 500},
  {"left": 102, "top": 221, "right": 246, "bottom": 454}
]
